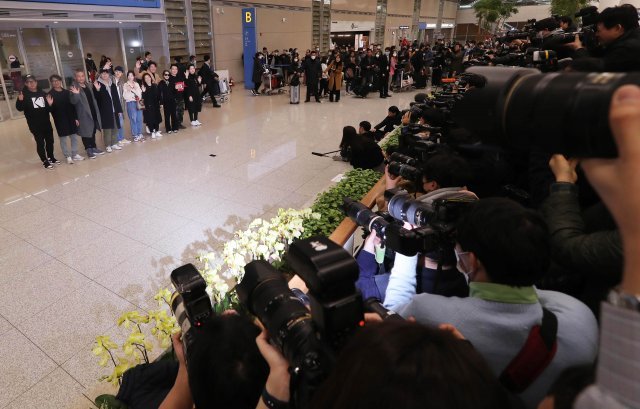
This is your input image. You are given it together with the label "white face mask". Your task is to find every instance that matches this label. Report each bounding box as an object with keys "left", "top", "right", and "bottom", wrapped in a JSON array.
[
  {"left": 311, "top": 55, "right": 316, "bottom": 60},
  {"left": 454, "top": 250, "right": 474, "bottom": 280}
]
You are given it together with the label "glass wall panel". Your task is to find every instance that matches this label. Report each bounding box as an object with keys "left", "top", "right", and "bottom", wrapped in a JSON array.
[
  {"left": 53, "top": 28, "right": 85, "bottom": 87},
  {"left": 0, "top": 30, "right": 25, "bottom": 120},
  {"left": 20, "top": 28, "right": 57, "bottom": 91},
  {"left": 122, "top": 28, "right": 144, "bottom": 72}
]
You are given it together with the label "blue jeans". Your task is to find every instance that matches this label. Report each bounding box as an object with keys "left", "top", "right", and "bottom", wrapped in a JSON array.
[
  {"left": 126, "top": 101, "right": 143, "bottom": 136},
  {"left": 117, "top": 113, "right": 124, "bottom": 141}
]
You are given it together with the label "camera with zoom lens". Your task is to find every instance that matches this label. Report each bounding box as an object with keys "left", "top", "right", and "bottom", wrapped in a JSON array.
[
  {"left": 170, "top": 263, "right": 214, "bottom": 360},
  {"left": 237, "top": 236, "right": 365, "bottom": 409},
  {"left": 386, "top": 152, "right": 423, "bottom": 183},
  {"left": 452, "top": 66, "right": 635, "bottom": 158},
  {"left": 342, "top": 191, "right": 477, "bottom": 256}
]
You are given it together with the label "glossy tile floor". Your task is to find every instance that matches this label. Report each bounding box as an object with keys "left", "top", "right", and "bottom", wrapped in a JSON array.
[{"left": 0, "top": 87, "right": 421, "bottom": 408}]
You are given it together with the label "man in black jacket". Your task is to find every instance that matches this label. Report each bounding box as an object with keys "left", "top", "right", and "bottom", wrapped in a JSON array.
[
  {"left": 376, "top": 50, "right": 390, "bottom": 98},
  {"left": 373, "top": 106, "right": 401, "bottom": 141},
  {"left": 303, "top": 50, "right": 322, "bottom": 103},
  {"left": 48, "top": 74, "right": 83, "bottom": 164},
  {"left": 198, "top": 55, "right": 221, "bottom": 108},
  {"left": 16, "top": 75, "right": 59, "bottom": 169},
  {"left": 360, "top": 49, "right": 377, "bottom": 88},
  {"left": 93, "top": 69, "right": 123, "bottom": 153},
  {"left": 569, "top": 5, "right": 640, "bottom": 72}
]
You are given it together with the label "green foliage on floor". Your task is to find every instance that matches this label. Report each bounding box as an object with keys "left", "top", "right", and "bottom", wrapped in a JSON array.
[
  {"left": 95, "top": 394, "right": 128, "bottom": 409},
  {"left": 303, "top": 168, "right": 381, "bottom": 237}
]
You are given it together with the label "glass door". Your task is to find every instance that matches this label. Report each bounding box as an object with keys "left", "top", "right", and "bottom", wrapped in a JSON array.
[
  {"left": 53, "top": 28, "right": 85, "bottom": 88},
  {"left": 0, "top": 29, "right": 26, "bottom": 120},
  {"left": 121, "top": 28, "right": 144, "bottom": 73},
  {"left": 20, "top": 28, "right": 57, "bottom": 92}
]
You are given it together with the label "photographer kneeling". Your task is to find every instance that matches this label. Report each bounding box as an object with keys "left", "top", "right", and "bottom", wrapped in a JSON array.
[
  {"left": 384, "top": 197, "right": 598, "bottom": 409},
  {"left": 336, "top": 125, "right": 384, "bottom": 171}
]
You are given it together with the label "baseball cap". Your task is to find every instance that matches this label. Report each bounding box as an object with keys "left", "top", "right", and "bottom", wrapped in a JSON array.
[{"left": 24, "top": 74, "right": 36, "bottom": 82}]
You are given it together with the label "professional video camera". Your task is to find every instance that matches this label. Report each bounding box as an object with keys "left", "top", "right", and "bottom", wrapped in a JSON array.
[
  {"left": 342, "top": 191, "right": 477, "bottom": 256},
  {"left": 237, "top": 236, "right": 372, "bottom": 409},
  {"left": 452, "top": 66, "right": 635, "bottom": 158}
]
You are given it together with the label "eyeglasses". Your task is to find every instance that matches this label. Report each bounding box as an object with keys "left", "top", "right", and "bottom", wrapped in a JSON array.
[{"left": 163, "top": 74, "right": 170, "bottom": 77}]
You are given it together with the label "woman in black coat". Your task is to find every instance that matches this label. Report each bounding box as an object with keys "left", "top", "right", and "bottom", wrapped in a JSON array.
[
  {"left": 184, "top": 65, "right": 203, "bottom": 126},
  {"left": 158, "top": 70, "right": 178, "bottom": 133},
  {"left": 141, "top": 73, "right": 162, "bottom": 138}
]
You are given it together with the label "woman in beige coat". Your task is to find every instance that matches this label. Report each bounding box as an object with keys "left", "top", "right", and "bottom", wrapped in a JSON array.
[{"left": 328, "top": 55, "right": 344, "bottom": 102}]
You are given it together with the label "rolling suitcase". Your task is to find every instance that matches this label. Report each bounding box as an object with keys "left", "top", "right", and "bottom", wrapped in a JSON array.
[{"left": 290, "top": 85, "right": 300, "bottom": 104}]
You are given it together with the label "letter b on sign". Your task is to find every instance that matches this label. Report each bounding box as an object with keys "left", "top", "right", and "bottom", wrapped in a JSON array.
[{"left": 245, "top": 11, "right": 252, "bottom": 23}]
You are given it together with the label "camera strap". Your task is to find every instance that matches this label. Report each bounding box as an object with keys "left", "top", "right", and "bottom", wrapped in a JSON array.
[{"left": 499, "top": 307, "right": 558, "bottom": 394}]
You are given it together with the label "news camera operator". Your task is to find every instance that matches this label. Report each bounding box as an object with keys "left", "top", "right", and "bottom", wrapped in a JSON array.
[
  {"left": 356, "top": 152, "right": 476, "bottom": 302},
  {"left": 384, "top": 198, "right": 598, "bottom": 409},
  {"left": 568, "top": 5, "right": 640, "bottom": 72}
]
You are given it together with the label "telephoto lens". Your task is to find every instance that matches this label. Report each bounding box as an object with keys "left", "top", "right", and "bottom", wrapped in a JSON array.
[
  {"left": 387, "top": 192, "right": 433, "bottom": 227},
  {"left": 453, "top": 66, "right": 640, "bottom": 158},
  {"left": 342, "top": 198, "right": 390, "bottom": 237},
  {"left": 387, "top": 162, "right": 423, "bottom": 182},
  {"left": 236, "top": 260, "right": 317, "bottom": 366}
]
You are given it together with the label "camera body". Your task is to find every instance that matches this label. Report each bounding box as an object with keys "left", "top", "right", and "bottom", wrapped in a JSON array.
[
  {"left": 170, "top": 263, "right": 214, "bottom": 360},
  {"left": 237, "top": 236, "right": 365, "bottom": 408}
]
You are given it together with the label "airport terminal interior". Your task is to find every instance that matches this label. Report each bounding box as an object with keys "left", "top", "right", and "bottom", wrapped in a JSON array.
[{"left": 1, "top": 0, "right": 640, "bottom": 408}]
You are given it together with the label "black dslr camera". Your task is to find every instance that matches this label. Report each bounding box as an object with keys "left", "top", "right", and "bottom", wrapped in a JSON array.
[
  {"left": 170, "top": 263, "right": 214, "bottom": 360},
  {"left": 237, "top": 236, "right": 365, "bottom": 409}
]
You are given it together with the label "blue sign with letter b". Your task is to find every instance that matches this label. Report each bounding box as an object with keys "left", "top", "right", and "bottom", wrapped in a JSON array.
[{"left": 242, "top": 8, "right": 257, "bottom": 89}]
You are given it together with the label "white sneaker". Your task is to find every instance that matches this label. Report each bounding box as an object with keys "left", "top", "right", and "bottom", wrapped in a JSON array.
[
  {"left": 105, "top": 146, "right": 113, "bottom": 153},
  {"left": 72, "top": 154, "right": 85, "bottom": 161},
  {"left": 145, "top": 126, "right": 150, "bottom": 134},
  {"left": 191, "top": 121, "right": 197, "bottom": 126},
  {"left": 151, "top": 132, "right": 157, "bottom": 139},
  {"left": 112, "top": 144, "right": 122, "bottom": 150},
  {"left": 66, "top": 156, "right": 74, "bottom": 164},
  {"left": 120, "top": 139, "right": 132, "bottom": 144},
  {"left": 195, "top": 120, "right": 202, "bottom": 126},
  {"left": 133, "top": 135, "right": 142, "bottom": 142},
  {"left": 155, "top": 131, "right": 162, "bottom": 137}
]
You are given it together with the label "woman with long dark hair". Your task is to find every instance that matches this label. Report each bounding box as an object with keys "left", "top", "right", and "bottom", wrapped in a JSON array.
[
  {"left": 184, "top": 65, "right": 203, "bottom": 126},
  {"left": 141, "top": 73, "right": 162, "bottom": 138},
  {"left": 338, "top": 125, "right": 384, "bottom": 171}
]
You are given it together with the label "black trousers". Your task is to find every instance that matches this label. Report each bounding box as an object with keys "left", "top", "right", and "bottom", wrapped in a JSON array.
[
  {"left": 163, "top": 104, "right": 177, "bottom": 132},
  {"left": 81, "top": 125, "right": 97, "bottom": 150},
  {"left": 329, "top": 83, "right": 340, "bottom": 102},
  {"left": 188, "top": 109, "right": 199, "bottom": 121},
  {"left": 379, "top": 74, "right": 389, "bottom": 96},
  {"left": 305, "top": 79, "right": 320, "bottom": 101},
  {"left": 32, "top": 129, "right": 55, "bottom": 162}
]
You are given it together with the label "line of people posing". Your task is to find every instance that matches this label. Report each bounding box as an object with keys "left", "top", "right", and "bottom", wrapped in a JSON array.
[{"left": 16, "top": 54, "right": 223, "bottom": 170}]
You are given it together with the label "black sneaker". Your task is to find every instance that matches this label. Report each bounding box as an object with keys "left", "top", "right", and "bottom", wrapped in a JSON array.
[
  {"left": 49, "top": 157, "right": 62, "bottom": 165},
  {"left": 179, "top": 124, "right": 187, "bottom": 129},
  {"left": 43, "top": 160, "right": 53, "bottom": 169}
]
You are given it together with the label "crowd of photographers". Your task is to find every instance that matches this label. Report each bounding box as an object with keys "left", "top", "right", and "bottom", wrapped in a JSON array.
[{"left": 107, "top": 5, "right": 640, "bottom": 409}]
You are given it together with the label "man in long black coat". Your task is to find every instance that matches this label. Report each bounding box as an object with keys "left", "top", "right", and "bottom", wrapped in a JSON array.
[
  {"left": 198, "top": 55, "right": 221, "bottom": 107},
  {"left": 303, "top": 50, "right": 322, "bottom": 103}
]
